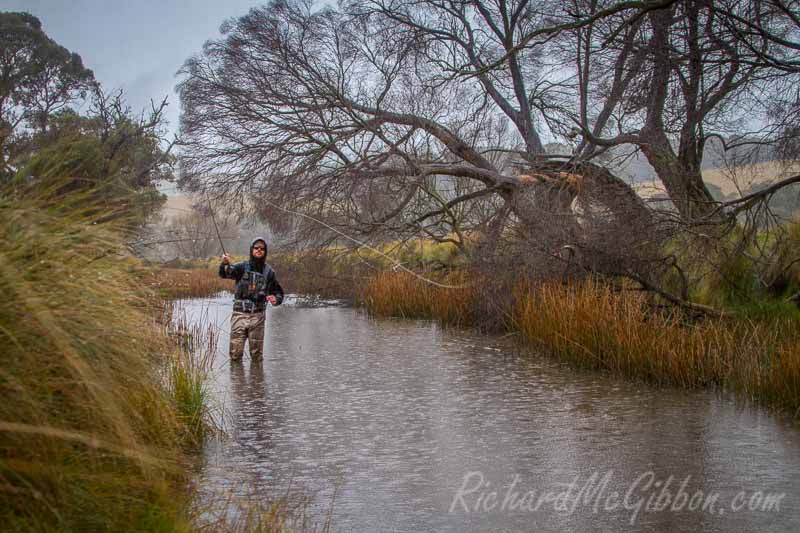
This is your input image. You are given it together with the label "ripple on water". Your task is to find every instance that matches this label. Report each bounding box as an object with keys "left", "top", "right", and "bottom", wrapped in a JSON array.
[{"left": 178, "top": 296, "right": 800, "bottom": 532}]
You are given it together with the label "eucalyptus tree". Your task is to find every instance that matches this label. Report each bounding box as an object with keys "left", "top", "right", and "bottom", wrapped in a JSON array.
[{"left": 0, "top": 12, "right": 95, "bottom": 175}]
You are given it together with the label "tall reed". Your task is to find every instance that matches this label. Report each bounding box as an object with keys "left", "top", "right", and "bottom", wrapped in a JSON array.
[
  {"left": 163, "top": 302, "right": 219, "bottom": 448},
  {"left": 358, "top": 271, "right": 475, "bottom": 327},
  {"left": 512, "top": 280, "right": 800, "bottom": 394}
]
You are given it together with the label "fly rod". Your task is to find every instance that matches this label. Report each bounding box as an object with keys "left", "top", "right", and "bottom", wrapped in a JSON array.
[{"left": 205, "top": 192, "right": 227, "bottom": 255}]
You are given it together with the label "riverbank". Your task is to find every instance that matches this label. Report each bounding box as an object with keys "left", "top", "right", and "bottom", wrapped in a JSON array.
[
  {"left": 151, "top": 265, "right": 231, "bottom": 299},
  {"left": 0, "top": 192, "right": 191, "bottom": 529},
  {"left": 0, "top": 191, "right": 311, "bottom": 530}
]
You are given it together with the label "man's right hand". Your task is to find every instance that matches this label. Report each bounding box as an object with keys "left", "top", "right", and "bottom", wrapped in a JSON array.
[{"left": 222, "top": 253, "right": 231, "bottom": 265}]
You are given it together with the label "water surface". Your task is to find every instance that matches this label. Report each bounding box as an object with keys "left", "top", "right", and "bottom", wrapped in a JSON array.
[{"left": 179, "top": 294, "right": 800, "bottom": 531}]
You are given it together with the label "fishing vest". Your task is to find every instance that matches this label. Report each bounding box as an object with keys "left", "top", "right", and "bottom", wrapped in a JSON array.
[{"left": 233, "top": 262, "right": 270, "bottom": 312}]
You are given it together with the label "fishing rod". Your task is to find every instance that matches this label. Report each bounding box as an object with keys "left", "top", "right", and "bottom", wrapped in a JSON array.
[{"left": 205, "top": 191, "right": 227, "bottom": 256}]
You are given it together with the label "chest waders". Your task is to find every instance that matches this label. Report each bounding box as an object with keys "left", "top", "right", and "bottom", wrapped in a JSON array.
[{"left": 230, "top": 265, "right": 268, "bottom": 361}]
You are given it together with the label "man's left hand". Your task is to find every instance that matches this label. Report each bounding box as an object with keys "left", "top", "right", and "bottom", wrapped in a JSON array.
[{"left": 267, "top": 295, "right": 278, "bottom": 305}]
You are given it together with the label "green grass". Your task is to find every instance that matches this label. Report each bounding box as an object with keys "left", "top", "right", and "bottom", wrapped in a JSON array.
[
  {"left": 0, "top": 182, "right": 318, "bottom": 530},
  {"left": 0, "top": 118, "right": 331, "bottom": 531},
  {"left": 164, "top": 306, "right": 218, "bottom": 449}
]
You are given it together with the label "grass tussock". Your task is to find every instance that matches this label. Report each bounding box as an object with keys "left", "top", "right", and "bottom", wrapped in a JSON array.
[
  {"left": 193, "top": 488, "right": 331, "bottom": 532},
  {"left": 0, "top": 184, "right": 305, "bottom": 530},
  {"left": 0, "top": 187, "right": 201, "bottom": 530},
  {"left": 361, "top": 272, "right": 800, "bottom": 415}
]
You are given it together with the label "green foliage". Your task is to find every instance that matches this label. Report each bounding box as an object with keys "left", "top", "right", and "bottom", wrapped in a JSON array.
[
  {"left": 762, "top": 218, "right": 800, "bottom": 294},
  {"left": 725, "top": 299, "right": 800, "bottom": 322},
  {"left": 1, "top": 12, "right": 171, "bottom": 227},
  {"left": 165, "top": 311, "right": 218, "bottom": 449},
  {"left": 665, "top": 219, "right": 800, "bottom": 320},
  {"left": 20, "top": 115, "right": 106, "bottom": 177},
  {"left": 12, "top": 93, "right": 174, "bottom": 227},
  {"left": 701, "top": 252, "right": 758, "bottom": 306},
  {"left": 0, "top": 11, "right": 95, "bottom": 174}
]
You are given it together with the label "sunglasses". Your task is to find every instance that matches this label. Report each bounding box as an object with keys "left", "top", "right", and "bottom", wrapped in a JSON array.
[{"left": 253, "top": 246, "right": 266, "bottom": 251}]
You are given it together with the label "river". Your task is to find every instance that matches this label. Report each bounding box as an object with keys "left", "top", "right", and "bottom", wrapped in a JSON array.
[{"left": 177, "top": 294, "right": 800, "bottom": 532}]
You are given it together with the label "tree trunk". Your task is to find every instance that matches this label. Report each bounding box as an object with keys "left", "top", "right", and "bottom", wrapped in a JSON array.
[{"left": 641, "top": 131, "right": 717, "bottom": 221}]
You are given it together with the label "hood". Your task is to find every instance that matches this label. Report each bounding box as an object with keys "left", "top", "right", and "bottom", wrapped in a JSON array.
[{"left": 249, "top": 237, "right": 268, "bottom": 261}]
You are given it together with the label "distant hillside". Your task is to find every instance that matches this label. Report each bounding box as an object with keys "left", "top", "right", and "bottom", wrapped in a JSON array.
[
  {"left": 701, "top": 161, "right": 799, "bottom": 197},
  {"left": 633, "top": 161, "right": 800, "bottom": 217},
  {"left": 544, "top": 136, "right": 784, "bottom": 185},
  {"left": 552, "top": 136, "right": 798, "bottom": 208},
  {"left": 634, "top": 161, "right": 798, "bottom": 198}
]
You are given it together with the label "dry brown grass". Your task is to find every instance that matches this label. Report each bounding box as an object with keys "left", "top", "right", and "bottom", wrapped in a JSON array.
[
  {"left": 270, "top": 250, "right": 359, "bottom": 300},
  {"left": 701, "top": 160, "right": 800, "bottom": 196},
  {"left": 634, "top": 160, "right": 800, "bottom": 199},
  {"left": 153, "top": 267, "right": 232, "bottom": 299},
  {"left": 514, "top": 280, "right": 800, "bottom": 398},
  {"left": 0, "top": 188, "right": 196, "bottom": 530},
  {"left": 358, "top": 271, "right": 476, "bottom": 327}
]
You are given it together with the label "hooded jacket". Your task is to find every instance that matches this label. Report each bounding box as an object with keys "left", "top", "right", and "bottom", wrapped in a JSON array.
[{"left": 219, "top": 237, "right": 284, "bottom": 308}]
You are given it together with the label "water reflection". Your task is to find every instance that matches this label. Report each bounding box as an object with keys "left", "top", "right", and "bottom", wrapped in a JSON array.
[
  {"left": 227, "top": 361, "right": 276, "bottom": 460},
  {"left": 181, "top": 295, "right": 800, "bottom": 532}
]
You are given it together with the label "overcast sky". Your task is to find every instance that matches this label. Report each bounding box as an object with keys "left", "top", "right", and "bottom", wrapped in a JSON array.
[{"left": 1, "top": 0, "right": 267, "bottom": 140}]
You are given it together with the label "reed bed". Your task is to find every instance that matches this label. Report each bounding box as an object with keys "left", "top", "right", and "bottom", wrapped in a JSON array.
[
  {"left": 154, "top": 267, "right": 231, "bottom": 299},
  {"left": 163, "top": 302, "right": 219, "bottom": 449},
  {"left": 360, "top": 272, "right": 800, "bottom": 415},
  {"left": 358, "top": 271, "right": 476, "bottom": 327},
  {"left": 190, "top": 486, "right": 331, "bottom": 532},
  {"left": 513, "top": 279, "right": 800, "bottom": 406}
]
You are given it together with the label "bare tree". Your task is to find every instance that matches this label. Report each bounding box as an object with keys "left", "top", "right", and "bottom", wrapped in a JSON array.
[
  {"left": 178, "top": 1, "right": 652, "bottom": 260},
  {"left": 177, "top": 0, "right": 800, "bottom": 310},
  {"left": 557, "top": 0, "right": 794, "bottom": 222}
]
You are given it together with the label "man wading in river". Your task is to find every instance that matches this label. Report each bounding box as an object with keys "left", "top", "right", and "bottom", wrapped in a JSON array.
[{"left": 219, "top": 238, "right": 284, "bottom": 361}]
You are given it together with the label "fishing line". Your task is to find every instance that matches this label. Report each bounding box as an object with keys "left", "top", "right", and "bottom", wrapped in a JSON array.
[{"left": 259, "top": 198, "right": 467, "bottom": 290}]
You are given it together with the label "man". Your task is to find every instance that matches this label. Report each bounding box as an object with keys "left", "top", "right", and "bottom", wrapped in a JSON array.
[{"left": 219, "top": 237, "right": 284, "bottom": 361}]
